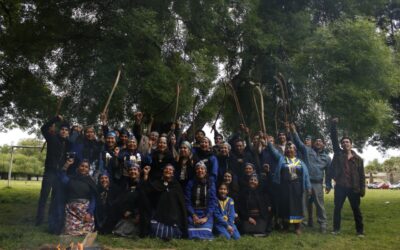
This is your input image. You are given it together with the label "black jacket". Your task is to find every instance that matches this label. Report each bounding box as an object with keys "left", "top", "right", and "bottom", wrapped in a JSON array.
[{"left": 41, "top": 117, "right": 70, "bottom": 171}]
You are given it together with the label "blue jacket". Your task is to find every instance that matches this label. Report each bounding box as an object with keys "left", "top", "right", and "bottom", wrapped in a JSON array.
[
  {"left": 292, "top": 132, "right": 331, "bottom": 188},
  {"left": 214, "top": 197, "right": 236, "bottom": 227},
  {"left": 267, "top": 142, "right": 311, "bottom": 191},
  {"left": 185, "top": 179, "right": 217, "bottom": 218}
]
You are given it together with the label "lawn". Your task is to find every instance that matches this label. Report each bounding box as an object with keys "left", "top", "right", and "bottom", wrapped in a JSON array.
[{"left": 0, "top": 180, "right": 399, "bottom": 250}]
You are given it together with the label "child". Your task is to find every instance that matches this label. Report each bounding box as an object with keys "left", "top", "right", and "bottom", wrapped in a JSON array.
[{"left": 214, "top": 183, "right": 240, "bottom": 240}]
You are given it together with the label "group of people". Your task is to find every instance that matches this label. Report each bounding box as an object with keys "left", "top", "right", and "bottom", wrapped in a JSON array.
[{"left": 35, "top": 112, "right": 366, "bottom": 240}]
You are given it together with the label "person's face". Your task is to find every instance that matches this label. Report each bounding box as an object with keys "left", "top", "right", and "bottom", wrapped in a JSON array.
[
  {"left": 106, "top": 136, "right": 116, "bottom": 148},
  {"left": 341, "top": 139, "right": 352, "bottom": 151},
  {"left": 314, "top": 138, "right": 324, "bottom": 150},
  {"left": 158, "top": 137, "right": 168, "bottom": 151},
  {"left": 195, "top": 166, "right": 207, "bottom": 179},
  {"left": 150, "top": 132, "right": 159, "bottom": 141},
  {"left": 179, "top": 145, "right": 190, "bottom": 157},
  {"left": 252, "top": 135, "right": 260, "bottom": 146},
  {"left": 244, "top": 165, "right": 254, "bottom": 176},
  {"left": 285, "top": 143, "right": 297, "bottom": 158},
  {"left": 128, "top": 167, "right": 140, "bottom": 179},
  {"left": 195, "top": 131, "right": 205, "bottom": 142},
  {"left": 200, "top": 138, "right": 210, "bottom": 151},
  {"left": 170, "top": 135, "right": 177, "bottom": 145},
  {"left": 85, "top": 128, "right": 96, "bottom": 140},
  {"left": 219, "top": 144, "right": 229, "bottom": 156},
  {"left": 214, "top": 136, "right": 223, "bottom": 145},
  {"left": 127, "top": 139, "right": 137, "bottom": 150},
  {"left": 305, "top": 138, "right": 312, "bottom": 147},
  {"left": 249, "top": 177, "right": 259, "bottom": 189},
  {"left": 268, "top": 136, "right": 275, "bottom": 145},
  {"left": 100, "top": 175, "right": 110, "bottom": 189},
  {"left": 59, "top": 127, "right": 69, "bottom": 138},
  {"left": 218, "top": 185, "right": 228, "bottom": 198},
  {"left": 235, "top": 141, "right": 244, "bottom": 154},
  {"left": 223, "top": 173, "right": 232, "bottom": 184},
  {"left": 78, "top": 162, "right": 90, "bottom": 175},
  {"left": 120, "top": 134, "right": 128, "bottom": 144},
  {"left": 278, "top": 133, "right": 286, "bottom": 144},
  {"left": 163, "top": 165, "right": 174, "bottom": 180}
]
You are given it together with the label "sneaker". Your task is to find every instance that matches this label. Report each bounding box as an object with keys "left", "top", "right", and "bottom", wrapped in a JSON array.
[
  {"left": 295, "top": 228, "right": 302, "bottom": 235},
  {"left": 357, "top": 232, "right": 365, "bottom": 238},
  {"left": 331, "top": 230, "right": 340, "bottom": 235},
  {"left": 320, "top": 227, "right": 327, "bottom": 234}
]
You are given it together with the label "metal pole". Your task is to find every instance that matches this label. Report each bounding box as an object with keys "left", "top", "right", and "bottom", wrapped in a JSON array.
[{"left": 7, "top": 146, "right": 14, "bottom": 188}]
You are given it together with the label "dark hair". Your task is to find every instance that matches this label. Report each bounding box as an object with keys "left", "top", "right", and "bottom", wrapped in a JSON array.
[
  {"left": 218, "top": 182, "right": 229, "bottom": 191},
  {"left": 340, "top": 136, "right": 352, "bottom": 144},
  {"left": 195, "top": 129, "right": 205, "bottom": 135}
]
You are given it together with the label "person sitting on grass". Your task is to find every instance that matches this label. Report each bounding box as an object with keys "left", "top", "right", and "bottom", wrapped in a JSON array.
[
  {"left": 60, "top": 159, "right": 98, "bottom": 236},
  {"left": 214, "top": 183, "right": 240, "bottom": 240}
]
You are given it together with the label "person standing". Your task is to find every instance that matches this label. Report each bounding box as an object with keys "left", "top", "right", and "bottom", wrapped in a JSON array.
[
  {"left": 328, "top": 118, "right": 365, "bottom": 237},
  {"left": 290, "top": 124, "right": 331, "bottom": 233},
  {"left": 35, "top": 115, "right": 70, "bottom": 233}
]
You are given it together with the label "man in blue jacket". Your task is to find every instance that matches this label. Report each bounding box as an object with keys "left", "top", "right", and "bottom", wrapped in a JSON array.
[{"left": 290, "top": 123, "right": 331, "bottom": 233}]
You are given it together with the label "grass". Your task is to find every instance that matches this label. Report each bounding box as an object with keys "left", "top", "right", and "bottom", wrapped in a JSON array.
[{"left": 0, "top": 180, "right": 399, "bottom": 249}]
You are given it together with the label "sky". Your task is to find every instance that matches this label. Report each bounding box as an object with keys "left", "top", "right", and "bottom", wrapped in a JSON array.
[{"left": 0, "top": 127, "right": 398, "bottom": 165}]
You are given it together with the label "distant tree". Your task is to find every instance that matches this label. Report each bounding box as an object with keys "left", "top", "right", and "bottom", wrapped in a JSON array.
[{"left": 382, "top": 157, "right": 400, "bottom": 183}]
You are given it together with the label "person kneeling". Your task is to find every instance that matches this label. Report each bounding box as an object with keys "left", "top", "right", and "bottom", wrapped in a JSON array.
[
  {"left": 214, "top": 183, "right": 240, "bottom": 240},
  {"left": 238, "top": 174, "right": 271, "bottom": 237}
]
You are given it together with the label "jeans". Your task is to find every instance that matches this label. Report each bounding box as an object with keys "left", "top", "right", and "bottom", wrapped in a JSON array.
[
  {"left": 333, "top": 186, "right": 363, "bottom": 233},
  {"left": 307, "top": 183, "right": 327, "bottom": 229},
  {"left": 36, "top": 169, "right": 57, "bottom": 224}
]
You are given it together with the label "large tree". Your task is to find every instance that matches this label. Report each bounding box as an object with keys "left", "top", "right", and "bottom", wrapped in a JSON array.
[{"left": 1, "top": 0, "right": 399, "bottom": 148}]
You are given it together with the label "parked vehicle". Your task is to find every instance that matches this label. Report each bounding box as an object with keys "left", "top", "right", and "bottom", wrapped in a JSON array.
[
  {"left": 377, "top": 182, "right": 391, "bottom": 189},
  {"left": 390, "top": 182, "right": 400, "bottom": 190},
  {"left": 367, "top": 182, "right": 380, "bottom": 189}
]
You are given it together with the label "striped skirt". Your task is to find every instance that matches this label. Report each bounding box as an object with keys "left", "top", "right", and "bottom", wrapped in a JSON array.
[
  {"left": 150, "top": 220, "right": 182, "bottom": 239},
  {"left": 64, "top": 200, "right": 94, "bottom": 236}
]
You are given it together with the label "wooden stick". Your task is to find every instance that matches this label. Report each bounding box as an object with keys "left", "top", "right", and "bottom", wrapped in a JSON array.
[
  {"left": 173, "top": 83, "right": 181, "bottom": 122},
  {"left": 102, "top": 66, "right": 122, "bottom": 114},
  {"left": 228, "top": 82, "right": 247, "bottom": 127}
]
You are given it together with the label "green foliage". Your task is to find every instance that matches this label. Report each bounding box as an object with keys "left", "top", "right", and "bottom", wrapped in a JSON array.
[
  {"left": 382, "top": 156, "right": 400, "bottom": 172},
  {"left": 292, "top": 18, "right": 400, "bottom": 145},
  {"left": 1, "top": 1, "right": 400, "bottom": 148},
  {"left": 365, "top": 159, "right": 383, "bottom": 173}
]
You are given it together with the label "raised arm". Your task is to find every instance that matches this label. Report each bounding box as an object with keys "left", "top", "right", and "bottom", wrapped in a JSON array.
[
  {"left": 290, "top": 124, "right": 307, "bottom": 156},
  {"left": 330, "top": 118, "right": 341, "bottom": 154},
  {"left": 41, "top": 116, "right": 61, "bottom": 141}
]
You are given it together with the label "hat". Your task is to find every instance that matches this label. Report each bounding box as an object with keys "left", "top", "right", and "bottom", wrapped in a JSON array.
[
  {"left": 180, "top": 141, "right": 192, "bottom": 150},
  {"left": 195, "top": 161, "right": 207, "bottom": 170},
  {"left": 305, "top": 135, "right": 312, "bottom": 140},
  {"left": 128, "top": 135, "right": 137, "bottom": 142},
  {"left": 99, "top": 170, "right": 110, "bottom": 178},
  {"left": 126, "top": 160, "right": 141, "bottom": 169},
  {"left": 106, "top": 131, "right": 117, "bottom": 138}
]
